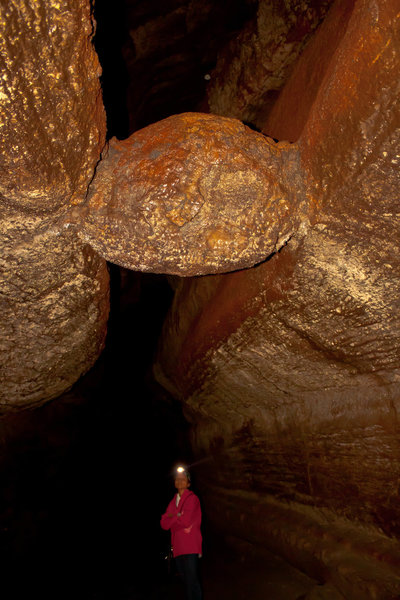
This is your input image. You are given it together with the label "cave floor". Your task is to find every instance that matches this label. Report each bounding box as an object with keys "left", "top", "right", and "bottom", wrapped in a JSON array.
[
  {"left": 155, "top": 550, "right": 315, "bottom": 600},
  {"left": 202, "top": 544, "right": 316, "bottom": 600},
  {"left": 121, "top": 534, "right": 319, "bottom": 600}
]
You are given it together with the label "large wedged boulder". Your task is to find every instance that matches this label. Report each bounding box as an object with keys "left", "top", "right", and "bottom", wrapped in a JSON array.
[
  {"left": 1, "top": 0, "right": 400, "bottom": 596},
  {"left": 76, "top": 112, "right": 308, "bottom": 276}
]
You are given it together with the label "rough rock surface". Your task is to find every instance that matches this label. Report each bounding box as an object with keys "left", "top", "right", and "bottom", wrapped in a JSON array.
[
  {"left": 1, "top": 0, "right": 400, "bottom": 595},
  {"left": 0, "top": 0, "right": 338, "bottom": 406},
  {"left": 0, "top": 0, "right": 105, "bottom": 213},
  {"left": 207, "top": 0, "right": 333, "bottom": 129},
  {"left": 77, "top": 112, "right": 307, "bottom": 276},
  {"left": 0, "top": 221, "right": 109, "bottom": 411},
  {"left": 0, "top": 0, "right": 108, "bottom": 409},
  {"left": 261, "top": 0, "right": 355, "bottom": 142},
  {"left": 155, "top": 0, "right": 400, "bottom": 596}
]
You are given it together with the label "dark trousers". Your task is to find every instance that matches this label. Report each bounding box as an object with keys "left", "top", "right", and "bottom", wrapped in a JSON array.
[{"left": 175, "top": 553, "right": 202, "bottom": 600}]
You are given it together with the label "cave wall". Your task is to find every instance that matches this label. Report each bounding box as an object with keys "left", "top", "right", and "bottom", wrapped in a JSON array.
[
  {"left": 0, "top": 0, "right": 109, "bottom": 409},
  {"left": 207, "top": 0, "right": 333, "bottom": 129},
  {"left": 155, "top": 0, "right": 400, "bottom": 596}
]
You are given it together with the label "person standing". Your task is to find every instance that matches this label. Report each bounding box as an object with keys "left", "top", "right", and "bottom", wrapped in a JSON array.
[{"left": 160, "top": 466, "right": 203, "bottom": 600}]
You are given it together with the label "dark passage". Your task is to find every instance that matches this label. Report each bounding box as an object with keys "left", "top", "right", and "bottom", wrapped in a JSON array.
[
  {"left": 0, "top": 270, "right": 191, "bottom": 599},
  {"left": 1, "top": 268, "right": 316, "bottom": 599},
  {"left": 93, "top": 0, "right": 257, "bottom": 137}
]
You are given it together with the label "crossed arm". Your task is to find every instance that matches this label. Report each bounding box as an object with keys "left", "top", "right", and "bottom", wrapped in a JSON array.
[{"left": 160, "top": 495, "right": 200, "bottom": 531}]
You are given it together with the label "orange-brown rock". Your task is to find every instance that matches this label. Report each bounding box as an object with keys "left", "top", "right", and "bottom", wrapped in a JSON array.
[
  {"left": 207, "top": 0, "right": 333, "bottom": 129},
  {"left": 1, "top": 0, "right": 400, "bottom": 595},
  {"left": 155, "top": 0, "right": 400, "bottom": 595},
  {"left": 0, "top": 0, "right": 105, "bottom": 214},
  {"left": 77, "top": 112, "right": 307, "bottom": 276},
  {"left": 0, "top": 223, "right": 110, "bottom": 410},
  {"left": 0, "top": 0, "right": 108, "bottom": 410},
  {"left": 261, "top": 0, "right": 355, "bottom": 142}
]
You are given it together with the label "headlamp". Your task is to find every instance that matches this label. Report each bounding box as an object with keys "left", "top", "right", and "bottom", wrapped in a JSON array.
[{"left": 174, "top": 465, "right": 191, "bottom": 481}]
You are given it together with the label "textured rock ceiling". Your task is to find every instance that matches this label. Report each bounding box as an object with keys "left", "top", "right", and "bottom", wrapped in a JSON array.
[
  {"left": 1, "top": 0, "right": 400, "bottom": 596},
  {"left": 0, "top": 0, "right": 331, "bottom": 408}
]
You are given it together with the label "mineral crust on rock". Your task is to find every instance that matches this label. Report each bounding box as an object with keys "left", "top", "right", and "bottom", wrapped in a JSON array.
[
  {"left": 78, "top": 112, "right": 307, "bottom": 276},
  {"left": 0, "top": 0, "right": 108, "bottom": 409},
  {"left": 207, "top": 0, "right": 333, "bottom": 129},
  {"left": 1, "top": 0, "right": 400, "bottom": 595},
  {"left": 0, "top": 0, "right": 105, "bottom": 214},
  {"left": 0, "top": 221, "right": 110, "bottom": 410}
]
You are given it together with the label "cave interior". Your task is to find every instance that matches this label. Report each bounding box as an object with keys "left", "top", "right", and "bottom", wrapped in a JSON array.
[
  {"left": 1, "top": 0, "right": 400, "bottom": 598},
  {"left": 2, "top": 1, "right": 269, "bottom": 597}
]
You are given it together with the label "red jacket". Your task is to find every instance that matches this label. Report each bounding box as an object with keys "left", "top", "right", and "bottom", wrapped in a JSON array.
[{"left": 160, "top": 489, "right": 202, "bottom": 557}]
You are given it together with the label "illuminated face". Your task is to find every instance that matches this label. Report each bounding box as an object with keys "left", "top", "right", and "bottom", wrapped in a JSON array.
[{"left": 175, "top": 473, "right": 190, "bottom": 494}]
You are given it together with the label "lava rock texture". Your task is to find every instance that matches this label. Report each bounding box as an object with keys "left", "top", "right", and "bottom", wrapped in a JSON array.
[
  {"left": 207, "top": 0, "right": 333, "bottom": 129},
  {"left": 0, "top": 0, "right": 109, "bottom": 409},
  {"left": 77, "top": 112, "right": 306, "bottom": 276}
]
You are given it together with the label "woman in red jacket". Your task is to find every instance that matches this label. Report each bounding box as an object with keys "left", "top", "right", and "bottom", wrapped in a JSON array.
[{"left": 160, "top": 466, "right": 203, "bottom": 600}]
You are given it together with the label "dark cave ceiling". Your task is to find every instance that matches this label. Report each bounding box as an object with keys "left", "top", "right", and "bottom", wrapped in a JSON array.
[
  {"left": 93, "top": 0, "right": 332, "bottom": 138},
  {"left": 94, "top": 0, "right": 258, "bottom": 137}
]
